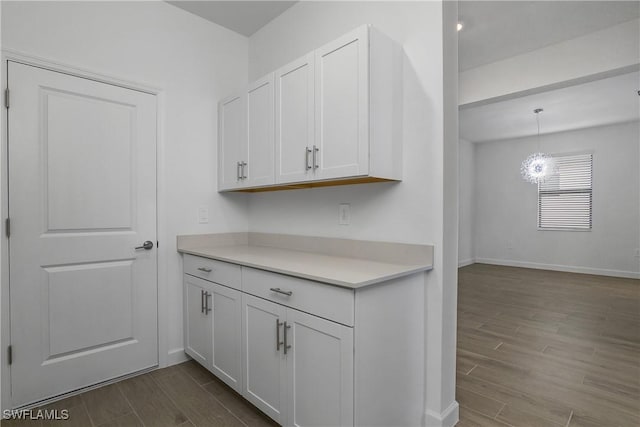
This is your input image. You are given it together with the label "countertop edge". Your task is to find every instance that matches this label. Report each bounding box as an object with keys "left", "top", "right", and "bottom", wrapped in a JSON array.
[{"left": 178, "top": 248, "right": 432, "bottom": 289}]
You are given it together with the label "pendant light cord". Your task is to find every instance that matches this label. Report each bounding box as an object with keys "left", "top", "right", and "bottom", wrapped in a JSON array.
[{"left": 534, "top": 108, "right": 543, "bottom": 152}]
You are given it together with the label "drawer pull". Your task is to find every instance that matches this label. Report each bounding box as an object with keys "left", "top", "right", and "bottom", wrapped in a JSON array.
[
  {"left": 197, "top": 267, "right": 213, "bottom": 273},
  {"left": 269, "top": 287, "right": 293, "bottom": 296}
]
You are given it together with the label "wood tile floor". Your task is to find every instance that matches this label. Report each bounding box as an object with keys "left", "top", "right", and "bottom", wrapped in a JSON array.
[
  {"left": 457, "top": 264, "right": 640, "bottom": 427},
  {"left": 5, "top": 264, "right": 638, "bottom": 426},
  {"left": 3, "top": 361, "right": 278, "bottom": 427}
]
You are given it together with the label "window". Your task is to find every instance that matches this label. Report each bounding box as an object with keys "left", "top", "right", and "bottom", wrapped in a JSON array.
[{"left": 538, "top": 153, "right": 593, "bottom": 230}]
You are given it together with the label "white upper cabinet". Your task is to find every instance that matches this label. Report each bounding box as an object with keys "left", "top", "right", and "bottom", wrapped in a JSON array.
[
  {"left": 218, "top": 94, "right": 246, "bottom": 191},
  {"left": 246, "top": 74, "right": 275, "bottom": 187},
  {"left": 314, "top": 26, "right": 369, "bottom": 180},
  {"left": 218, "top": 24, "right": 402, "bottom": 192},
  {"left": 275, "top": 54, "right": 315, "bottom": 184}
]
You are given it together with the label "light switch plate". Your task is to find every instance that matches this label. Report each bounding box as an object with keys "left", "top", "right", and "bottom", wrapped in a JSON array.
[
  {"left": 339, "top": 204, "right": 350, "bottom": 225},
  {"left": 198, "top": 207, "right": 209, "bottom": 224}
]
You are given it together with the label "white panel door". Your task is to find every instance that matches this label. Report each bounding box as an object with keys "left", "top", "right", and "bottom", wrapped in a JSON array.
[
  {"left": 184, "top": 275, "right": 212, "bottom": 368},
  {"left": 211, "top": 282, "right": 242, "bottom": 393},
  {"left": 245, "top": 75, "right": 275, "bottom": 187},
  {"left": 286, "top": 309, "right": 354, "bottom": 427},
  {"left": 218, "top": 94, "right": 246, "bottom": 190},
  {"left": 275, "top": 55, "right": 315, "bottom": 184},
  {"left": 242, "top": 294, "right": 287, "bottom": 424},
  {"left": 8, "top": 62, "right": 158, "bottom": 406},
  {"left": 315, "top": 26, "right": 370, "bottom": 180}
]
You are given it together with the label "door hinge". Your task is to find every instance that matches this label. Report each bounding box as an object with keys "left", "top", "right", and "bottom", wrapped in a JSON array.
[
  {"left": 8, "top": 345, "right": 12, "bottom": 365},
  {"left": 5, "top": 218, "right": 10, "bottom": 238},
  {"left": 4, "top": 88, "right": 9, "bottom": 109}
]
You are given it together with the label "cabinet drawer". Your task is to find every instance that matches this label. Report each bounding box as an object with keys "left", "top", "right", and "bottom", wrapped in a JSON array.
[
  {"left": 242, "top": 267, "right": 354, "bottom": 326},
  {"left": 184, "top": 254, "right": 241, "bottom": 290}
]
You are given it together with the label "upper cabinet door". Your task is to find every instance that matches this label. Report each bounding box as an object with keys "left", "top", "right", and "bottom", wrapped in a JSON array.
[
  {"left": 219, "top": 94, "right": 246, "bottom": 191},
  {"left": 315, "top": 26, "right": 370, "bottom": 180},
  {"left": 245, "top": 74, "right": 275, "bottom": 187},
  {"left": 275, "top": 54, "right": 315, "bottom": 184}
]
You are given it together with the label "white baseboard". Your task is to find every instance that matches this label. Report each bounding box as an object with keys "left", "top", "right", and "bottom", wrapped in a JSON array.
[
  {"left": 166, "top": 348, "right": 189, "bottom": 367},
  {"left": 458, "top": 258, "right": 475, "bottom": 268},
  {"left": 475, "top": 257, "right": 640, "bottom": 279},
  {"left": 424, "top": 401, "right": 459, "bottom": 427}
]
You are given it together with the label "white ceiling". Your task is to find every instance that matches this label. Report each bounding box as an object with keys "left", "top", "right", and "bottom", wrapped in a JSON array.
[
  {"left": 459, "top": 1, "right": 640, "bottom": 71},
  {"left": 459, "top": 71, "right": 640, "bottom": 143},
  {"left": 167, "top": 1, "right": 297, "bottom": 36}
]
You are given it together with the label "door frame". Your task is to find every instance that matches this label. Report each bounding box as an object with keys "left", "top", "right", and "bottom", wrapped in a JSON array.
[{"left": 0, "top": 49, "right": 169, "bottom": 411}]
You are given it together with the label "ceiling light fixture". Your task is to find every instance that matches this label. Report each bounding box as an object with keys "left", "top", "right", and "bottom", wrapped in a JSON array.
[
  {"left": 520, "top": 108, "right": 556, "bottom": 184},
  {"left": 457, "top": 22, "right": 464, "bottom": 31}
]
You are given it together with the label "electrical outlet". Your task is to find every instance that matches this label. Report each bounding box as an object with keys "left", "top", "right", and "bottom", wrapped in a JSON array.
[
  {"left": 198, "top": 207, "right": 209, "bottom": 224},
  {"left": 339, "top": 203, "right": 351, "bottom": 225}
]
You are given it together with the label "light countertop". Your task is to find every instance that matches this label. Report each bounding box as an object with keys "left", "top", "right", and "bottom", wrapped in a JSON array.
[{"left": 178, "top": 244, "right": 432, "bottom": 289}]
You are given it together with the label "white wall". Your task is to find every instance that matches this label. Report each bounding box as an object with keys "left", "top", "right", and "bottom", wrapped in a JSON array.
[
  {"left": 247, "top": 1, "right": 458, "bottom": 424},
  {"left": 474, "top": 121, "right": 640, "bottom": 278},
  {"left": 1, "top": 0, "right": 250, "bottom": 369},
  {"left": 459, "top": 19, "right": 640, "bottom": 106},
  {"left": 248, "top": 1, "right": 444, "bottom": 244},
  {"left": 458, "top": 139, "right": 475, "bottom": 266}
]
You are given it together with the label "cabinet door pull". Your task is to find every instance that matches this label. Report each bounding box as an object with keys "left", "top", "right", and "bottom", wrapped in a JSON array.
[
  {"left": 197, "top": 267, "right": 212, "bottom": 273},
  {"left": 313, "top": 145, "right": 319, "bottom": 169},
  {"left": 276, "top": 319, "right": 284, "bottom": 351},
  {"left": 305, "top": 147, "right": 312, "bottom": 170},
  {"left": 200, "top": 289, "right": 205, "bottom": 314},
  {"left": 236, "top": 161, "right": 242, "bottom": 181},
  {"left": 283, "top": 321, "right": 291, "bottom": 355},
  {"left": 204, "top": 291, "right": 212, "bottom": 314},
  {"left": 242, "top": 161, "right": 248, "bottom": 179},
  {"left": 269, "top": 287, "right": 293, "bottom": 296}
]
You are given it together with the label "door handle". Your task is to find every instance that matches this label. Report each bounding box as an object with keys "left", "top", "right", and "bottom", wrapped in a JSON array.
[
  {"left": 204, "top": 291, "right": 212, "bottom": 314},
  {"left": 313, "top": 145, "right": 319, "bottom": 169},
  {"left": 276, "top": 319, "right": 284, "bottom": 351},
  {"left": 135, "top": 241, "right": 154, "bottom": 250},
  {"left": 283, "top": 321, "right": 291, "bottom": 355},
  {"left": 305, "top": 147, "right": 312, "bottom": 170}
]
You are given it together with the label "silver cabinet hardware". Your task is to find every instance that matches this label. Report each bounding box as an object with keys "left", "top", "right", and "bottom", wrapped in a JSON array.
[
  {"left": 237, "top": 161, "right": 242, "bottom": 181},
  {"left": 135, "top": 241, "right": 154, "bottom": 250},
  {"left": 313, "top": 145, "right": 319, "bottom": 169},
  {"left": 204, "top": 291, "right": 212, "bottom": 314},
  {"left": 200, "top": 289, "right": 205, "bottom": 314},
  {"left": 276, "top": 319, "right": 284, "bottom": 351},
  {"left": 269, "top": 287, "right": 293, "bottom": 296},
  {"left": 283, "top": 321, "right": 291, "bottom": 354},
  {"left": 197, "top": 267, "right": 212, "bottom": 273},
  {"left": 242, "top": 161, "right": 248, "bottom": 179},
  {"left": 305, "top": 147, "right": 312, "bottom": 170}
]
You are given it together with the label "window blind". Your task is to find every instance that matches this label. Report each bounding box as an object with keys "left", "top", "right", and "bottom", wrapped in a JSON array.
[{"left": 538, "top": 153, "right": 593, "bottom": 230}]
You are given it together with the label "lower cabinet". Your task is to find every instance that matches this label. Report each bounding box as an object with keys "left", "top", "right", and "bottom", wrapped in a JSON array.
[
  {"left": 241, "top": 294, "right": 354, "bottom": 427},
  {"left": 183, "top": 253, "right": 425, "bottom": 427},
  {"left": 183, "top": 274, "right": 242, "bottom": 393}
]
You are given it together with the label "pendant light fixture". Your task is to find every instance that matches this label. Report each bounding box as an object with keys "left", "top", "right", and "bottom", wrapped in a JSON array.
[{"left": 520, "top": 108, "right": 556, "bottom": 184}]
